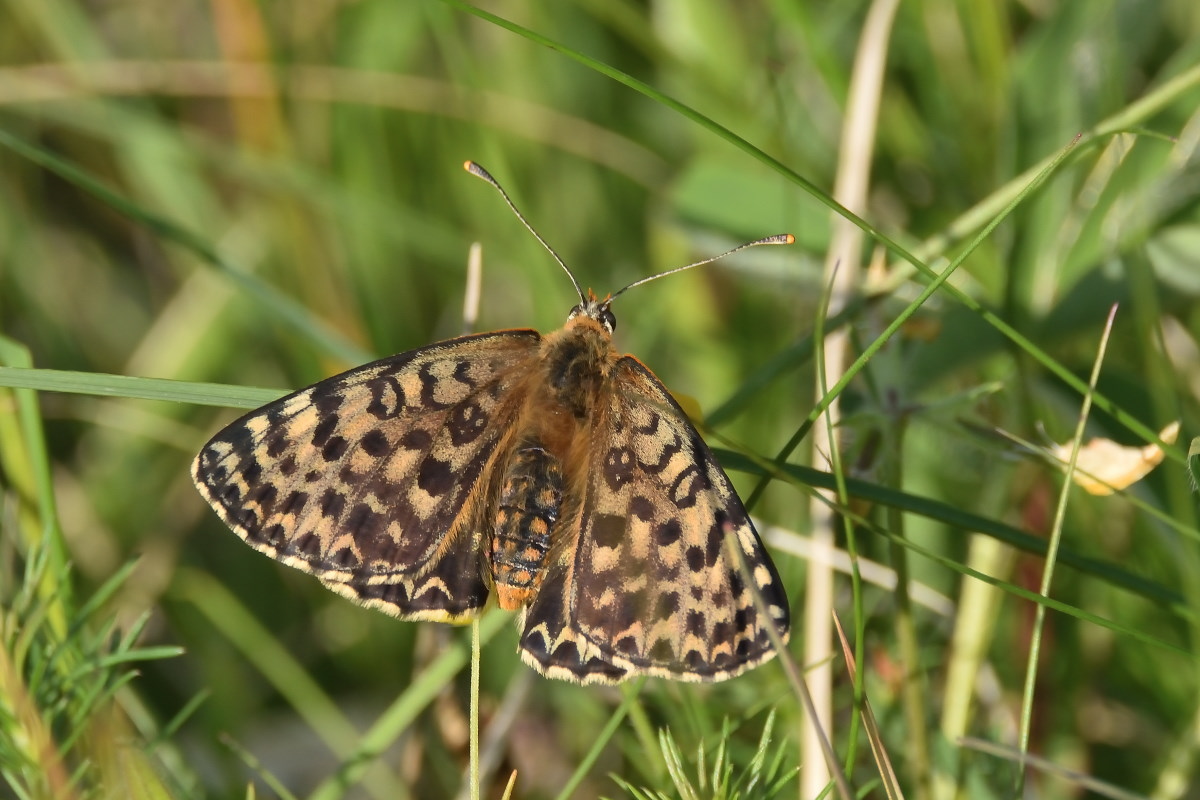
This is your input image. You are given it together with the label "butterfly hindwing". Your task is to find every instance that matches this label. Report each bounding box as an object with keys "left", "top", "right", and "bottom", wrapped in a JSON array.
[
  {"left": 558, "top": 357, "right": 790, "bottom": 682},
  {"left": 191, "top": 330, "right": 542, "bottom": 620},
  {"left": 320, "top": 526, "right": 490, "bottom": 623},
  {"left": 517, "top": 566, "right": 632, "bottom": 683}
]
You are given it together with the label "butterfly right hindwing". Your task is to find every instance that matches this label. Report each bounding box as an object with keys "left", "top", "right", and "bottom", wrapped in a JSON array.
[
  {"left": 191, "top": 330, "right": 542, "bottom": 620},
  {"left": 563, "top": 357, "right": 789, "bottom": 682}
]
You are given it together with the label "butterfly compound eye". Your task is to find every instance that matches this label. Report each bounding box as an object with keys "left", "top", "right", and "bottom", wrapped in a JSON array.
[{"left": 600, "top": 308, "right": 616, "bottom": 333}]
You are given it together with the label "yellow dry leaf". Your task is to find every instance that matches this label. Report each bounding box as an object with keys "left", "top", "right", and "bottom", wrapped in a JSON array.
[{"left": 1051, "top": 421, "right": 1180, "bottom": 495}]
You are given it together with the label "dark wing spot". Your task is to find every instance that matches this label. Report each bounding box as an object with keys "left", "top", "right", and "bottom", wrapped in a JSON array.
[
  {"left": 312, "top": 414, "right": 339, "bottom": 447},
  {"left": 602, "top": 446, "right": 636, "bottom": 491},
  {"left": 241, "top": 460, "right": 262, "bottom": 485},
  {"left": 655, "top": 591, "right": 680, "bottom": 621},
  {"left": 360, "top": 429, "right": 390, "bottom": 456},
  {"left": 592, "top": 514, "right": 624, "bottom": 550},
  {"left": 448, "top": 401, "right": 488, "bottom": 445},
  {"left": 552, "top": 639, "right": 580, "bottom": 664},
  {"left": 345, "top": 503, "right": 382, "bottom": 538},
  {"left": 686, "top": 545, "right": 705, "bottom": 573},
  {"left": 367, "top": 376, "right": 405, "bottom": 419},
  {"left": 313, "top": 390, "right": 343, "bottom": 415},
  {"left": 629, "top": 495, "right": 655, "bottom": 521},
  {"left": 417, "top": 457, "right": 455, "bottom": 497},
  {"left": 669, "top": 464, "right": 705, "bottom": 509},
  {"left": 617, "top": 589, "right": 647, "bottom": 631},
  {"left": 331, "top": 546, "right": 360, "bottom": 569},
  {"left": 266, "top": 434, "right": 288, "bottom": 458},
  {"left": 453, "top": 359, "right": 478, "bottom": 386},
  {"left": 356, "top": 581, "right": 411, "bottom": 606},
  {"left": 280, "top": 490, "right": 308, "bottom": 515},
  {"left": 705, "top": 530, "right": 722, "bottom": 567},
  {"left": 319, "top": 488, "right": 346, "bottom": 518},
  {"left": 638, "top": 431, "right": 683, "bottom": 473},
  {"left": 250, "top": 483, "right": 278, "bottom": 508},
  {"left": 633, "top": 410, "right": 661, "bottom": 436},
  {"left": 322, "top": 435, "right": 348, "bottom": 461},
  {"left": 399, "top": 428, "right": 433, "bottom": 451},
  {"left": 259, "top": 523, "right": 284, "bottom": 545},
  {"left": 649, "top": 638, "right": 674, "bottom": 661},
  {"left": 655, "top": 519, "right": 682, "bottom": 547},
  {"left": 293, "top": 532, "right": 322, "bottom": 556},
  {"left": 418, "top": 362, "right": 468, "bottom": 410},
  {"left": 205, "top": 461, "right": 228, "bottom": 483},
  {"left": 734, "top": 606, "right": 752, "bottom": 632}
]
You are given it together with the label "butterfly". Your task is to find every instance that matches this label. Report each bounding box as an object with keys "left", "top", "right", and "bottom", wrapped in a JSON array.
[{"left": 191, "top": 162, "right": 792, "bottom": 683}]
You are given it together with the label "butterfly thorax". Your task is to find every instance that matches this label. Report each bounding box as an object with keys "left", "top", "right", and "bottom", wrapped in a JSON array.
[{"left": 537, "top": 312, "right": 618, "bottom": 420}]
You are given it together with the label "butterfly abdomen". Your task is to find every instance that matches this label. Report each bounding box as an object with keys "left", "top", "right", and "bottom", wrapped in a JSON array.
[{"left": 490, "top": 444, "right": 563, "bottom": 610}]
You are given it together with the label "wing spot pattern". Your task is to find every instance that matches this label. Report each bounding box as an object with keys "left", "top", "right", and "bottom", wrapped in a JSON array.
[
  {"left": 416, "top": 457, "right": 455, "bottom": 497},
  {"left": 592, "top": 514, "right": 624, "bottom": 550},
  {"left": 449, "top": 401, "right": 488, "bottom": 445},
  {"left": 312, "top": 414, "right": 339, "bottom": 447},
  {"left": 321, "top": 435, "right": 348, "bottom": 461},
  {"left": 603, "top": 446, "right": 635, "bottom": 491},
  {"left": 360, "top": 429, "right": 390, "bottom": 456},
  {"left": 319, "top": 488, "right": 346, "bottom": 518},
  {"left": 655, "top": 519, "right": 681, "bottom": 546},
  {"left": 366, "top": 376, "right": 405, "bottom": 419}
]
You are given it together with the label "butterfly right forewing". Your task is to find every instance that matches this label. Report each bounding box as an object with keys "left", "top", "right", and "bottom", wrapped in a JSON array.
[{"left": 192, "top": 330, "right": 543, "bottom": 621}]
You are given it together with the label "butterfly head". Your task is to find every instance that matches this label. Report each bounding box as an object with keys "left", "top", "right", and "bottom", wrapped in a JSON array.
[{"left": 567, "top": 289, "right": 617, "bottom": 334}]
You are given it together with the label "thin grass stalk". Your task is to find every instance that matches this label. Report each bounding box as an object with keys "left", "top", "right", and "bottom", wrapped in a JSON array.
[
  {"left": 469, "top": 618, "right": 480, "bottom": 800},
  {"left": 883, "top": 417, "right": 932, "bottom": 799},
  {"left": 812, "top": 255, "right": 867, "bottom": 780},
  {"left": 810, "top": 1, "right": 900, "bottom": 793},
  {"left": 1014, "top": 305, "right": 1118, "bottom": 795}
]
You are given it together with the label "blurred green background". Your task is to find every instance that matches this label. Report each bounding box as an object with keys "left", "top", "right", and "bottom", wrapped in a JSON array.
[{"left": 2, "top": 1, "right": 1200, "bottom": 798}]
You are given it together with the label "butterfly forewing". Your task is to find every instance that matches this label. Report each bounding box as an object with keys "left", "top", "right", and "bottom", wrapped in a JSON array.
[{"left": 192, "top": 331, "right": 542, "bottom": 620}]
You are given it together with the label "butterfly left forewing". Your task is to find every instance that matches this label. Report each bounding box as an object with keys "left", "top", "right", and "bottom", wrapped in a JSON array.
[
  {"left": 561, "top": 357, "right": 790, "bottom": 682},
  {"left": 192, "top": 330, "right": 542, "bottom": 621}
]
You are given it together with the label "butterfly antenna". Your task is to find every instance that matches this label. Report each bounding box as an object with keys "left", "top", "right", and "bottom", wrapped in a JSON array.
[
  {"left": 463, "top": 161, "right": 587, "bottom": 304},
  {"left": 607, "top": 234, "right": 796, "bottom": 304}
]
